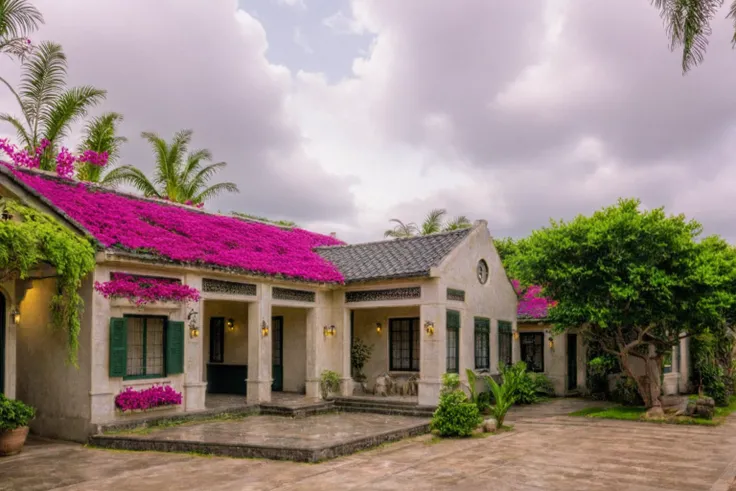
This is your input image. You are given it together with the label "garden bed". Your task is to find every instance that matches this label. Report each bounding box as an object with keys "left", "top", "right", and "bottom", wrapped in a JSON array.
[{"left": 569, "top": 396, "right": 736, "bottom": 426}]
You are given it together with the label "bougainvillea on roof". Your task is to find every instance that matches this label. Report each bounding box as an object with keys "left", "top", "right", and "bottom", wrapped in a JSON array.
[
  {"left": 94, "top": 273, "right": 201, "bottom": 306},
  {"left": 115, "top": 385, "right": 182, "bottom": 412},
  {"left": 512, "top": 279, "right": 557, "bottom": 319},
  {"left": 8, "top": 168, "right": 345, "bottom": 283},
  {"left": 0, "top": 138, "right": 108, "bottom": 177}
]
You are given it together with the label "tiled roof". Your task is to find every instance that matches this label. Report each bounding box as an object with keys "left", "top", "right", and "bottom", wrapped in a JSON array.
[
  {"left": 316, "top": 228, "right": 472, "bottom": 283},
  {"left": 2, "top": 166, "right": 344, "bottom": 284}
]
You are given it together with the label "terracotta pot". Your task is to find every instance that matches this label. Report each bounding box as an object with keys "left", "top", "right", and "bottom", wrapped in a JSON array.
[{"left": 0, "top": 426, "right": 29, "bottom": 457}]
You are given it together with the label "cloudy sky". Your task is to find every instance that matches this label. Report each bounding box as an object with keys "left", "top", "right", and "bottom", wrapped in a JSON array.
[{"left": 2, "top": 0, "right": 736, "bottom": 244}]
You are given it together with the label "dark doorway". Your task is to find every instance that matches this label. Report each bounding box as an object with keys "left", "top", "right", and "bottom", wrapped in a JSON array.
[
  {"left": 520, "top": 333, "right": 544, "bottom": 372},
  {"left": 567, "top": 333, "right": 578, "bottom": 391},
  {"left": 271, "top": 316, "right": 283, "bottom": 392}
]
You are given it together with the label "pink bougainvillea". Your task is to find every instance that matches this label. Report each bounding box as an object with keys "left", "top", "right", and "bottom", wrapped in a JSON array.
[
  {"left": 115, "top": 385, "right": 182, "bottom": 412},
  {"left": 512, "top": 279, "right": 557, "bottom": 319},
  {"left": 0, "top": 139, "right": 108, "bottom": 176},
  {"left": 8, "top": 168, "right": 345, "bottom": 283},
  {"left": 94, "top": 273, "right": 201, "bottom": 306}
]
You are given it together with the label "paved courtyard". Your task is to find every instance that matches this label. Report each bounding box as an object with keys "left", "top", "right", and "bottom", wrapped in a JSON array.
[{"left": 1, "top": 399, "right": 735, "bottom": 491}]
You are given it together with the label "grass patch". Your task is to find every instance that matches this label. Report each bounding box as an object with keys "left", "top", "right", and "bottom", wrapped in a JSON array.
[
  {"left": 104, "top": 412, "right": 251, "bottom": 436},
  {"left": 570, "top": 396, "right": 736, "bottom": 426}
]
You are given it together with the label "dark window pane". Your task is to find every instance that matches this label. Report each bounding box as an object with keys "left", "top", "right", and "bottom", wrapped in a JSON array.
[{"left": 520, "top": 333, "right": 544, "bottom": 372}]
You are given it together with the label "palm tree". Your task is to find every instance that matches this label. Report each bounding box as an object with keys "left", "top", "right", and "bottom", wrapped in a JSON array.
[
  {"left": 651, "top": 0, "right": 736, "bottom": 72},
  {"left": 75, "top": 112, "right": 127, "bottom": 185},
  {"left": 0, "top": 0, "right": 43, "bottom": 60},
  {"left": 108, "top": 129, "right": 239, "bottom": 205},
  {"left": 384, "top": 209, "right": 472, "bottom": 239},
  {"left": 0, "top": 41, "right": 106, "bottom": 170}
]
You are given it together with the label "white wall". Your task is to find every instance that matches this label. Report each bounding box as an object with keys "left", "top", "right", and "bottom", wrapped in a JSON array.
[
  {"left": 273, "top": 306, "right": 307, "bottom": 393},
  {"left": 16, "top": 277, "right": 94, "bottom": 441},
  {"left": 437, "top": 224, "right": 518, "bottom": 383}
]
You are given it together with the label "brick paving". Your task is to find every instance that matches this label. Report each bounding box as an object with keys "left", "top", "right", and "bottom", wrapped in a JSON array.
[{"left": 2, "top": 398, "right": 735, "bottom": 491}]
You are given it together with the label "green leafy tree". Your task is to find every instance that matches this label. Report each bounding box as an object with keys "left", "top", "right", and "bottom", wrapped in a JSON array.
[
  {"left": 514, "top": 198, "right": 736, "bottom": 416},
  {"left": 0, "top": 41, "right": 106, "bottom": 170},
  {"left": 75, "top": 112, "right": 127, "bottom": 185},
  {"left": 108, "top": 130, "right": 239, "bottom": 205},
  {"left": 650, "top": 0, "right": 736, "bottom": 73},
  {"left": 384, "top": 209, "right": 471, "bottom": 239},
  {"left": 0, "top": 0, "right": 43, "bottom": 59}
]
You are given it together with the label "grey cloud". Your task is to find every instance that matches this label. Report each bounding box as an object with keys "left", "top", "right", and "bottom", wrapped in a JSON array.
[{"left": 2, "top": 0, "right": 356, "bottom": 224}]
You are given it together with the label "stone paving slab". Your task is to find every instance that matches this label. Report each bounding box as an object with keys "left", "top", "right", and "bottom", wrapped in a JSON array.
[
  {"left": 3, "top": 399, "right": 736, "bottom": 490},
  {"left": 90, "top": 412, "right": 431, "bottom": 462}
]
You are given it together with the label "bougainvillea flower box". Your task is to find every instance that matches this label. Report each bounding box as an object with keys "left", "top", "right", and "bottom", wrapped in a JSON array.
[
  {"left": 95, "top": 273, "right": 200, "bottom": 306},
  {"left": 115, "top": 385, "right": 183, "bottom": 413}
]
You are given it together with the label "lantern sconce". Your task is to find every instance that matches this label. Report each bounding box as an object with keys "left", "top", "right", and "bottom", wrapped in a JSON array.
[
  {"left": 10, "top": 307, "right": 19, "bottom": 325},
  {"left": 323, "top": 325, "right": 336, "bottom": 337},
  {"left": 261, "top": 320, "right": 269, "bottom": 337},
  {"left": 226, "top": 318, "right": 235, "bottom": 332},
  {"left": 376, "top": 322, "right": 382, "bottom": 335},
  {"left": 187, "top": 308, "right": 199, "bottom": 338},
  {"left": 513, "top": 330, "right": 519, "bottom": 340},
  {"left": 424, "top": 320, "right": 435, "bottom": 336},
  {"left": 189, "top": 326, "right": 200, "bottom": 338},
  {"left": 548, "top": 336, "right": 554, "bottom": 350}
]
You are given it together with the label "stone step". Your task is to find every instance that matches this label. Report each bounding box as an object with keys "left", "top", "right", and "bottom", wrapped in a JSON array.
[
  {"left": 335, "top": 404, "right": 435, "bottom": 418},
  {"left": 332, "top": 397, "right": 428, "bottom": 408}
]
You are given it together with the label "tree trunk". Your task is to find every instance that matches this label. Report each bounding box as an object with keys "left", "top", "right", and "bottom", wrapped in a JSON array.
[{"left": 619, "top": 348, "right": 663, "bottom": 416}]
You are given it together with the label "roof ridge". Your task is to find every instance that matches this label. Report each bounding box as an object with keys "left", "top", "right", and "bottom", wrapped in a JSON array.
[{"left": 315, "top": 227, "right": 472, "bottom": 250}]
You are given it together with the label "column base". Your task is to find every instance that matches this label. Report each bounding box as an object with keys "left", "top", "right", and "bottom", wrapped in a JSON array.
[
  {"left": 305, "top": 378, "right": 321, "bottom": 399},
  {"left": 418, "top": 379, "right": 442, "bottom": 406},
  {"left": 339, "top": 377, "right": 354, "bottom": 397},
  {"left": 246, "top": 379, "right": 271, "bottom": 404},
  {"left": 184, "top": 382, "right": 208, "bottom": 411}
]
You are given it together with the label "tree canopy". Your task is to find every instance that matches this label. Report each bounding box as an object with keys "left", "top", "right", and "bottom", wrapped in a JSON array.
[{"left": 512, "top": 198, "right": 736, "bottom": 414}]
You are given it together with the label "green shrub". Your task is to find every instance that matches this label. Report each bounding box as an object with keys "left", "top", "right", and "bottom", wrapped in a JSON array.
[
  {"left": 500, "top": 362, "right": 549, "bottom": 404},
  {"left": 350, "top": 338, "right": 374, "bottom": 381},
  {"left": 587, "top": 355, "right": 617, "bottom": 396},
  {"left": 441, "top": 373, "right": 461, "bottom": 393},
  {"left": 700, "top": 364, "right": 729, "bottom": 406},
  {"left": 531, "top": 373, "right": 555, "bottom": 397},
  {"left": 430, "top": 390, "right": 483, "bottom": 437},
  {"left": 0, "top": 394, "right": 35, "bottom": 431},
  {"left": 611, "top": 376, "right": 644, "bottom": 406},
  {"left": 319, "top": 370, "right": 341, "bottom": 399}
]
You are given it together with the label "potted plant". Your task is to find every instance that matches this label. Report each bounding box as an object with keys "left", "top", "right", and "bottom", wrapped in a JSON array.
[
  {"left": 319, "top": 370, "right": 341, "bottom": 400},
  {"left": 0, "top": 394, "right": 35, "bottom": 456},
  {"left": 351, "top": 338, "right": 374, "bottom": 391}
]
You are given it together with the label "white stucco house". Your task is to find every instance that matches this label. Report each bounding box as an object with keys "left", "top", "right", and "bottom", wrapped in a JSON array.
[{"left": 0, "top": 165, "right": 518, "bottom": 442}]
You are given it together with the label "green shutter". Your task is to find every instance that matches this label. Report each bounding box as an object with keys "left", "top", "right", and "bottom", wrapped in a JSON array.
[
  {"left": 447, "top": 310, "right": 460, "bottom": 330},
  {"left": 166, "top": 320, "right": 185, "bottom": 375},
  {"left": 109, "top": 317, "right": 127, "bottom": 377}
]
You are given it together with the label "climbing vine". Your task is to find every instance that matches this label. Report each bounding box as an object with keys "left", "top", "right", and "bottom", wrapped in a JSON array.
[{"left": 0, "top": 199, "right": 96, "bottom": 366}]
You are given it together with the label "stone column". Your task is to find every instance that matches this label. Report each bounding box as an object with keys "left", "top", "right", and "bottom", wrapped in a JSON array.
[
  {"left": 338, "top": 307, "right": 352, "bottom": 396},
  {"left": 305, "top": 292, "right": 332, "bottom": 399},
  {"left": 183, "top": 274, "right": 207, "bottom": 411},
  {"left": 246, "top": 284, "right": 272, "bottom": 403},
  {"left": 679, "top": 336, "right": 690, "bottom": 393},
  {"left": 511, "top": 321, "right": 521, "bottom": 364},
  {"left": 419, "top": 280, "right": 446, "bottom": 406}
]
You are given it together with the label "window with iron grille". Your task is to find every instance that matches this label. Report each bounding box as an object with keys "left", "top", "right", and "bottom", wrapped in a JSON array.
[
  {"left": 390, "top": 318, "right": 420, "bottom": 371},
  {"left": 498, "top": 320, "right": 513, "bottom": 368},
  {"left": 474, "top": 317, "right": 490, "bottom": 370},
  {"left": 446, "top": 310, "right": 460, "bottom": 373},
  {"left": 125, "top": 316, "right": 166, "bottom": 378},
  {"left": 520, "top": 332, "right": 544, "bottom": 372}
]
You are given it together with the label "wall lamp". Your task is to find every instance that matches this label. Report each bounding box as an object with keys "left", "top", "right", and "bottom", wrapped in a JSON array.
[
  {"left": 376, "top": 322, "right": 382, "bottom": 334},
  {"left": 424, "top": 320, "right": 435, "bottom": 336},
  {"left": 189, "top": 326, "right": 200, "bottom": 338},
  {"left": 10, "top": 307, "right": 19, "bottom": 325},
  {"left": 548, "top": 336, "right": 555, "bottom": 349},
  {"left": 226, "top": 318, "right": 235, "bottom": 332},
  {"left": 323, "top": 325, "right": 336, "bottom": 337},
  {"left": 261, "top": 320, "right": 269, "bottom": 337},
  {"left": 513, "top": 331, "right": 519, "bottom": 340}
]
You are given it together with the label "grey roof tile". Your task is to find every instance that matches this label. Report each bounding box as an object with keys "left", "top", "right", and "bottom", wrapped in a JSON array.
[{"left": 316, "top": 228, "right": 472, "bottom": 283}]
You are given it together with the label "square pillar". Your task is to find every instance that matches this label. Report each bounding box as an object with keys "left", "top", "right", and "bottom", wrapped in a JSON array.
[
  {"left": 246, "top": 285, "right": 272, "bottom": 403},
  {"left": 338, "top": 307, "right": 352, "bottom": 396},
  {"left": 418, "top": 280, "right": 446, "bottom": 406},
  {"left": 183, "top": 275, "right": 207, "bottom": 412},
  {"left": 305, "top": 294, "right": 332, "bottom": 399},
  {"left": 679, "top": 336, "right": 689, "bottom": 393}
]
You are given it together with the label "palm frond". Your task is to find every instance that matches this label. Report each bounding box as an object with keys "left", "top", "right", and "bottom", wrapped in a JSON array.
[
  {"left": 103, "top": 165, "right": 160, "bottom": 197},
  {"left": 728, "top": 0, "right": 736, "bottom": 46},
  {"left": 444, "top": 215, "right": 472, "bottom": 231},
  {"left": 0, "top": 113, "right": 30, "bottom": 149},
  {"left": 384, "top": 218, "right": 418, "bottom": 238},
  {"left": 76, "top": 112, "right": 126, "bottom": 183},
  {"left": 651, "top": 0, "right": 723, "bottom": 72},
  {"left": 0, "top": 0, "right": 43, "bottom": 39},
  {"left": 191, "top": 181, "right": 239, "bottom": 204},
  {"left": 18, "top": 41, "right": 67, "bottom": 144},
  {"left": 182, "top": 161, "right": 227, "bottom": 198},
  {"left": 421, "top": 208, "right": 447, "bottom": 235},
  {"left": 180, "top": 148, "right": 212, "bottom": 184},
  {"left": 0, "top": 75, "right": 31, "bottom": 134},
  {"left": 41, "top": 85, "right": 106, "bottom": 150}
]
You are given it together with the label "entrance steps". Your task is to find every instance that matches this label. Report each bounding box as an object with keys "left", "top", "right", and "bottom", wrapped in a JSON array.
[{"left": 332, "top": 397, "right": 436, "bottom": 418}]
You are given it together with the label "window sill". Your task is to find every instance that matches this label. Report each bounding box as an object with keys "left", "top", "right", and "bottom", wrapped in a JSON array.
[{"left": 122, "top": 377, "right": 172, "bottom": 386}]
